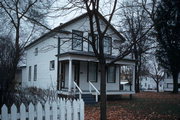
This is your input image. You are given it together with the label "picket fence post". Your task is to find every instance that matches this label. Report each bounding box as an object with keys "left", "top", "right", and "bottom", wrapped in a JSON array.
[
  {"left": 60, "top": 98, "right": 66, "bottom": 120},
  {"left": 73, "top": 99, "right": 78, "bottom": 120},
  {"left": 20, "top": 103, "right": 26, "bottom": 120},
  {"left": 45, "top": 101, "right": 50, "bottom": 120},
  {"left": 37, "top": 102, "right": 43, "bottom": 120},
  {"left": 80, "top": 99, "right": 84, "bottom": 120},
  {"left": 67, "top": 100, "right": 72, "bottom": 120},
  {"left": 52, "top": 101, "right": 57, "bottom": 120},
  {"left": 28, "top": 103, "right": 34, "bottom": 120},
  {"left": 11, "top": 104, "right": 17, "bottom": 120},
  {"left": 1, "top": 105, "right": 8, "bottom": 120}
]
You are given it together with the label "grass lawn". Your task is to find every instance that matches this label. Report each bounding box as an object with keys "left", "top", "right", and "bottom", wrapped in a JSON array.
[{"left": 85, "top": 92, "right": 180, "bottom": 120}]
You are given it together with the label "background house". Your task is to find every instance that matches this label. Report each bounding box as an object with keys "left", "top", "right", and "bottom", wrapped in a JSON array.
[
  {"left": 140, "top": 76, "right": 164, "bottom": 92},
  {"left": 163, "top": 72, "right": 180, "bottom": 92}
]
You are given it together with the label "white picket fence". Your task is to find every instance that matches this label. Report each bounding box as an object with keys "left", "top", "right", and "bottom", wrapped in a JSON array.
[{"left": 0, "top": 98, "right": 84, "bottom": 120}]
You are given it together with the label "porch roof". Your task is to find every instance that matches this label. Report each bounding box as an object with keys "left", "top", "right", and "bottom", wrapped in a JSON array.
[{"left": 56, "top": 51, "right": 135, "bottom": 64}]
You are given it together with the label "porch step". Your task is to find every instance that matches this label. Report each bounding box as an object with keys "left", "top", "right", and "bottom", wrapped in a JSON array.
[{"left": 77, "top": 94, "right": 97, "bottom": 104}]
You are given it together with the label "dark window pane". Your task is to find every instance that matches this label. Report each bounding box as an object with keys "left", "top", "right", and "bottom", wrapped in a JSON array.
[
  {"left": 88, "top": 62, "right": 97, "bottom": 82},
  {"left": 34, "top": 65, "right": 37, "bottom": 81},
  {"left": 88, "top": 34, "right": 98, "bottom": 52},
  {"left": 50, "top": 60, "right": 55, "bottom": 70},
  {"left": 35, "top": 48, "right": 38, "bottom": 56},
  {"left": 103, "top": 36, "right": 112, "bottom": 54},
  {"left": 72, "top": 30, "right": 83, "bottom": 50},
  {"left": 107, "top": 65, "right": 115, "bottom": 83},
  {"left": 28, "top": 66, "right": 31, "bottom": 81}
]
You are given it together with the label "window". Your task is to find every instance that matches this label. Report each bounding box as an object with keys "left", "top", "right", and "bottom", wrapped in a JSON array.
[
  {"left": 103, "top": 36, "right": 112, "bottom": 55},
  {"left": 28, "top": 66, "right": 31, "bottom": 81},
  {"left": 34, "top": 65, "right": 37, "bottom": 81},
  {"left": 34, "top": 48, "right": 38, "bottom": 56},
  {"left": 88, "top": 34, "right": 98, "bottom": 52},
  {"left": 167, "top": 83, "right": 173, "bottom": 88},
  {"left": 50, "top": 60, "right": 55, "bottom": 70},
  {"left": 107, "top": 65, "right": 116, "bottom": 83},
  {"left": 120, "top": 65, "right": 133, "bottom": 83},
  {"left": 113, "top": 40, "right": 121, "bottom": 49},
  {"left": 72, "top": 30, "right": 83, "bottom": 50},
  {"left": 87, "top": 62, "right": 98, "bottom": 82}
]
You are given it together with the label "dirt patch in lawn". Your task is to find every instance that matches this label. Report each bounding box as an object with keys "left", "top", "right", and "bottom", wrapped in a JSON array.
[{"left": 85, "top": 92, "right": 180, "bottom": 120}]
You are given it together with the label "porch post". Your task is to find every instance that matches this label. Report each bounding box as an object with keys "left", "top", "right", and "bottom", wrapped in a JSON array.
[{"left": 68, "top": 59, "right": 72, "bottom": 92}]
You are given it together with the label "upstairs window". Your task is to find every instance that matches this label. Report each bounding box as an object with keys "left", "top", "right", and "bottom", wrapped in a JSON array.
[
  {"left": 72, "top": 30, "right": 83, "bottom": 51},
  {"left": 34, "top": 48, "right": 38, "bottom": 56},
  {"left": 88, "top": 34, "right": 98, "bottom": 52},
  {"left": 34, "top": 65, "right": 37, "bottom": 81},
  {"left": 103, "top": 36, "right": 112, "bottom": 55},
  {"left": 50, "top": 60, "right": 55, "bottom": 70}
]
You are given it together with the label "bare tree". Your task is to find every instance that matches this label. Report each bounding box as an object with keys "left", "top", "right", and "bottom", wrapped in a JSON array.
[
  {"left": 140, "top": 0, "right": 180, "bottom": 93},
  {"left": 0, "top": 36, "right": 16, "bottom": 106},
  {"left": 0, "top": 0, "right": 53, "bottom": 105},
  {"left": 148, "top": 59, "right": 164, "bottom": 92},
  {"left": 118, "top": 1, "right": 156, "bottom": 92}
]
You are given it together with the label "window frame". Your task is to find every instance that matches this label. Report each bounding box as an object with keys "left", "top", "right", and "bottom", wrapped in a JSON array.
[
  {"left": 34, "top": 48, "right": 38, "bottom": 56},
  {"left": 28, "top": 66, "right": 31, "bottom": 81},
  {"left": 87, "top": 62, "right": 98, "bottom": 83},
  {"left": 34, "top": 65, "right": 37, "bottom": 81},
  {"left": 50, "top": 60, "right": 55, "bottom": 70},
  {"left": 103, "top": 36, "right": 112, "bottom": 55},
  {"left": 88, "top": 33, "right": 98, "bottom": 52},
  {"left": 72, "top": 30, "right": 83, "bottom": 51},
  {"left": 107, "top": 65, "right": 116, "bottom": 83}
]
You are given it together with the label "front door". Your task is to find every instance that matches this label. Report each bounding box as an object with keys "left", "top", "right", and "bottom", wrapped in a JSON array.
[{"left": 73, "top": 61, "right": 80, "bottom": 86}]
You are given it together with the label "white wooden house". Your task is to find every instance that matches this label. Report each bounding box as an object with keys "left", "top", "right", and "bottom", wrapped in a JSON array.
[
  {"left": 22, "top": 12, "right": 135, "bottom": 101},
  {"left": 163, "top": 72, "right": 180, "bottom": 91},
  {"left": 140, "top": 76, "right": 164, "bottom": 92}
]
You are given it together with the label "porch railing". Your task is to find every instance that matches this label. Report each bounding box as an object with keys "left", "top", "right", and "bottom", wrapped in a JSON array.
[
  {"left": 73, "top": 81, "right": 83, "bottom": 99},
  {"left": 89, "top": 81, "right": 100, "bottom": 102}
]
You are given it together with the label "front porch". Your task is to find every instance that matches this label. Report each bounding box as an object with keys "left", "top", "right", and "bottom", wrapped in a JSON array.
[{"left": 56, "top": 52, "right": 135, "bottom": 102}]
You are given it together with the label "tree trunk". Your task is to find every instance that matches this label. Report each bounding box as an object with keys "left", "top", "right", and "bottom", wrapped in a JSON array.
[
  {"left": 172, "top": 71, "right": 179, "bottom": 93},
  {"left": 100, "top": 62, "right": 107, "bottom": 120},
  {"left": 134, "top": 44, "right": 140, "bottom": 93},
  {"left": 156, "top": 81, "right": 159, "bottom": 92},
  {"left": 135, "top": 60, "right": 140, "bottom": 93}
]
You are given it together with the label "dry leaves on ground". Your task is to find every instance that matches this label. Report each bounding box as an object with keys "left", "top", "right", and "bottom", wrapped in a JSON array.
[{"left": 85, "top": 92, "right": 180, "bottom": 120}]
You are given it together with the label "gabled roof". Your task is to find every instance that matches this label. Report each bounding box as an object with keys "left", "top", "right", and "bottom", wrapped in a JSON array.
[{"left": 25, "top": 12, "right": 125, "bottom": 49}]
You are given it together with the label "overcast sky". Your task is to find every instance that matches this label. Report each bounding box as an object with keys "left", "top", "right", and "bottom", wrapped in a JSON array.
[{"left": 46, "top": 0, "right": 123, "bottom": 29}]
